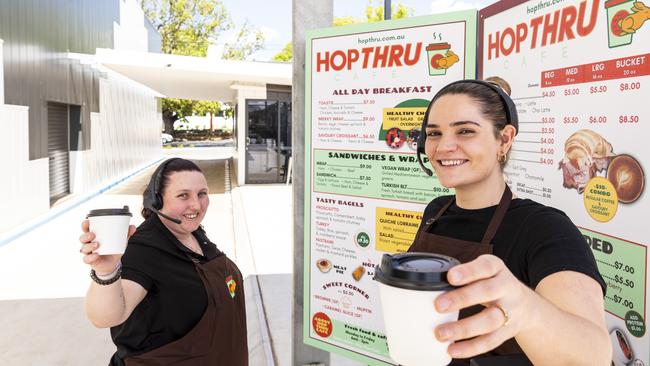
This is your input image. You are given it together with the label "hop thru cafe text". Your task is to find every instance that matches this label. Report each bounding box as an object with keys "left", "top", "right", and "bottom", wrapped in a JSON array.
[
  {"left": 487, "top": 0, "right": 599, "bottom": 60},
  {"left": 316, "top": 43, "right": 422, "bottom": 72}
]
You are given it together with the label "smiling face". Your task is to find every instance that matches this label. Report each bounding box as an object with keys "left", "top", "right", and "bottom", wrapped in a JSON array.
[
  {"left": 159, "top": 170, "right": 209, "bottom": 235},
  {"left": 425, "top": 93, "right": 512, "bottom": 192}
]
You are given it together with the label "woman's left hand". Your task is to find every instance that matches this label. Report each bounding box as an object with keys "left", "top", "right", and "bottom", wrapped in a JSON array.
[{"left": 433, "top": 254, "right": 533, "bottom": 359}]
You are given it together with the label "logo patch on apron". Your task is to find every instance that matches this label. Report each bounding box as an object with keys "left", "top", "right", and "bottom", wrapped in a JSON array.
[{"left": 226, "top": 275, "right": 236, "bottom": 298}]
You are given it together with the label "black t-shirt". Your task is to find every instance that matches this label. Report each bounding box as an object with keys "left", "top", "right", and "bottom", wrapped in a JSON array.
[
  {"left": 418, "top": 196, "right": 606, "bottom": 293},
  {"left": 108, "top": 215, "right": 222, "bottom": 366}
]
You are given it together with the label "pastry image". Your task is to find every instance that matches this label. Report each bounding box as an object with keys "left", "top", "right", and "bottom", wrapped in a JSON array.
[
  {"left": 559, "top": 129, "right": 615, "bottom": 193},
  {"left": 316, "top": 259, "right": 332, "bottom": 273},
  {"left": 341, "top": 296, "right": 352, "bottom": 309},
  {"left": 607, "top": 154, "right": 644, "bottom": 203},
  {"left": 352, "top": 265, "right": 365, "bottom": 281}
]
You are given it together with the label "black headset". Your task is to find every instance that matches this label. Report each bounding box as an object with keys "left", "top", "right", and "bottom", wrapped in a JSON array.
[
  {"left": 143, "top": 157, "right": 183, "bottom": 224},
  {"left": 416, "top": 79, "right": 519, "bottom": 176}
]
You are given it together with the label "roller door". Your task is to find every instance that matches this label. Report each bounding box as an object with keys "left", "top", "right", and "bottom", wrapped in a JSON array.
[{"left": 48, "top": 102, "right": 70, "bottom": 204}]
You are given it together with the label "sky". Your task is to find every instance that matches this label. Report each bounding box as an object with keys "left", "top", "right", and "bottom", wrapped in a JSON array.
[{"left": 220, "top": 0, "right": 497, "bottom": 61}]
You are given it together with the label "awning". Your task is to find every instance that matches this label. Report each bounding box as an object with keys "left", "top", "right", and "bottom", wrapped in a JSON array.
[{"left": 95, "top": 49, "right": 292, "bottom": 102}]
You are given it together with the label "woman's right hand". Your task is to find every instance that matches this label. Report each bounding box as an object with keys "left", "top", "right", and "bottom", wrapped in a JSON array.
[{"left": 79, "top": 219, "right": 136, "bottom": 275}]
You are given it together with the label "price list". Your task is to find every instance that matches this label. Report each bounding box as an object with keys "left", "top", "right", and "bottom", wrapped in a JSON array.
[
  {"left": 504, "top": 53, "right": 648, "bottom": 202},
  {"left": 581, "top": 228, "right": 646, "bottom": 319},
  {"left": 316, "top": 100, "right": 379, "bottom": 146},
  {"left": 539, "top": 53, "right": 647, "bottom": 129},
  {"left": 481, "top": 0, "right": 649, "bottom": 360},
  {"left": 312, "top": 149, "right": 451, "bottom": 204},
  {"left": 504, "top": 95, "right": 557, "bottom": 201}
]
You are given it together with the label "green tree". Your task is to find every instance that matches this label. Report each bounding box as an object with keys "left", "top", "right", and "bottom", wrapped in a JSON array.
[
  {"left": 161, "top": 98, "right": 196, "bottom": 132},
  {"left": 333, "top": 1, "right": 412, "bottom": 26},
  {"left": 275, "top": 2, "right": 412, "bottom": 62},
  {"left": 141, "top": 0, "right": 265, "bottom": 133},
  {"left": 272, "top": 42, "right": 293, "bottom": 62},
  {"left": 332, "top": 16, "right": 357, "bottom": 27},
  {"left": 141, "top": 0, "right": 231, "bottom": 56},
  {"left": 222, "top": 20, "right": 265, "bottom": 61},
  {"left": 194, "top": 100, "right": 222, "bottom": 131}
]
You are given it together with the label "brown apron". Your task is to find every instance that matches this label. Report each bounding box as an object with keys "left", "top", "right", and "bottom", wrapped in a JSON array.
[
  {"left": 125, "top": 254, "right": 248, "bottom": 366},
  {"left": 408, "top": 185, "right": 526, "bottom": 365}
]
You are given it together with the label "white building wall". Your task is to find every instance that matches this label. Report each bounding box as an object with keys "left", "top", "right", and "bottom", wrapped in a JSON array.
[
  {"left": 113, "top": 0, "right": 150, "bottom": 52},
  {"left": 232, "top": 83, "right": 267, "bottom": 185},
  {"left": 0, "top": 67, "right": 160, "bottom": 233},
  {"left": 69, "top": 70, "right": 161, "bottom": 195},
  {"left": 0, "top": 105, "right": 50, "bottom": 232}
]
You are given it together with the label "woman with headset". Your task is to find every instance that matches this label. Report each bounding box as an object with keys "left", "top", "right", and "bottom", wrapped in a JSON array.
[
  {"left": 78, "top": 158, "right": 247, "bottom": 366},
  {"left": 410, "top": 77, "right": 611, "bottom": 365}
]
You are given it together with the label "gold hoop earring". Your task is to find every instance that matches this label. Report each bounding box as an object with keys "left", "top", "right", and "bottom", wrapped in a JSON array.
[{"left": 497, "top": 153, "right": 507, "bottom": 164}]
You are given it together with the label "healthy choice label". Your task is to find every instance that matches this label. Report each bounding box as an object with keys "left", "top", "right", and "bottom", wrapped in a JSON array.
[
  {"left": 375, "top": 207, "right": 422, "bottom": 253},
  {"left": 581, "top": 227, "right": 646, "bottom": 321}
]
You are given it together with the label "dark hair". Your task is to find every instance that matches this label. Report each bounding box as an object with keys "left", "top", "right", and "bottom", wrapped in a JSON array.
[
  {"left": 434, "top": 76, "right": 512, "bottom": 138},
  {"left": 141, "top": 158, "right": 203, "bottom": 219}
]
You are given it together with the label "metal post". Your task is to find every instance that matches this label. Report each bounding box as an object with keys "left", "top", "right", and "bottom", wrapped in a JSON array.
[
  {"left": 0, "top": 39, "right": 4, "bottom": 104},
  {"left": 384, "top": 0, "right": 392, "bottom": 20},
  {"left": 292, "top": 0, "right": 333, "bottom": 365}
]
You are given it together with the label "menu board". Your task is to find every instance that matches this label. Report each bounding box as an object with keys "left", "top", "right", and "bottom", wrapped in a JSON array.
[
  {"left": 481, "top": 0, "right": 649, "bottom": 364},
  {"left": 304, "top": 12, "right": 477, "bottom": 365}
]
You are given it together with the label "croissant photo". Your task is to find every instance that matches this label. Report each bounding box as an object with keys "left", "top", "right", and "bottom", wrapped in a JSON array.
[{"left": 558, "top": 129, "right": 615, "bottom": 193}]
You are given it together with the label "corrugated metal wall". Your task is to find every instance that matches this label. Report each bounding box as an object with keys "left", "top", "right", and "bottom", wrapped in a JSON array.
[
  {"left": 0, "top": 0, "right": 119, "bottom": 160},
  {"left": 72, "top": 70, "right": 161, "bottom": 194},
  {"left": 0, "top": 0, "right": 163, "bottom": 230},
  {"left": 0, "top": 0, "right": 161, "bottom": 161},
  {"left": 47, "top": 102, "right": 70, "bottom": 203}
]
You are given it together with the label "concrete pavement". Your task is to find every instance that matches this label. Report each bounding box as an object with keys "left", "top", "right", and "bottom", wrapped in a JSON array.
[{"left": 0, "top": 146, "right": 360, "bottom": 366}]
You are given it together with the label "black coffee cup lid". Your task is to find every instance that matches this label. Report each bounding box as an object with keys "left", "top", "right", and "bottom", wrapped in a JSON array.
[
  {"left": 374, "top": 252, "right": 459, "bottom": 291},
  {"left": 87, "top": 205, "right": 132, "bottom": 218}
]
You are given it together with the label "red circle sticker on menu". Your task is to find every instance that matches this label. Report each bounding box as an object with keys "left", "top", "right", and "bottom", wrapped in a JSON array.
[
  {"left": 312, "top": 312, "right": 333, "bottom": 338},
  {"left": 385, "top": 127, "right": 405, "bottom": 149}
]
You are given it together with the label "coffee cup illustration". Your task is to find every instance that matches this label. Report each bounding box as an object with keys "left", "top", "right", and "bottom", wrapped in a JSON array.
[
  {"left": 606, "top": 0, "right": 636, "bottom": 47},
  {"left": 426, "top": 42, "right": 457, "bottom": 76}
]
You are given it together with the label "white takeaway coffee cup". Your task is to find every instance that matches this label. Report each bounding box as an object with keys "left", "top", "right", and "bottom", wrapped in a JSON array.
[
  {"left": 87, "top": 206, "right": 132, "bottom": 255},
  {"left": 374, "top": 252, "right": 460, "bottom": 366}
]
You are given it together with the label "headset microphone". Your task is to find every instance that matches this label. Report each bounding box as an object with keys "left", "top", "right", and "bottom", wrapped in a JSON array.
[
  {"left": 416, "top": 100, "right": 436, "bottom": 177},
  {"left": 417, "top": 152, "right": 433, "bottom": 177},
  {"left": 149, "top": 207, "right": 182, "bottom": 225},
  {"left": 144, "top": 158, "right": 183, "bottom": 225}
]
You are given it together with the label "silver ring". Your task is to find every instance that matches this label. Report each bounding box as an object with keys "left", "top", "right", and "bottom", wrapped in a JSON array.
[{"left": 494, "top": 304, "right": 510, "bottom": 326}]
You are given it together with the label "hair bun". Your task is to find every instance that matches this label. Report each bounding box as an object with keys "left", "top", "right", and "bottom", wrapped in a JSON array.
[{"left": 484, "top": 76, "right": 511, "bottom": 96}]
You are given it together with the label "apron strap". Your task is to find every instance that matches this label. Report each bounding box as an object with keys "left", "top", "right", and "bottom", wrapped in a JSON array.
[
  {"left": 480, "top": 185, "right": 513, "bottom": 245},
  {"left": 423, "top": 196, "right": 456, "bottom": 231},
  {"left": 424, "top": 185, "right": 512, "bottom": 244}
]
